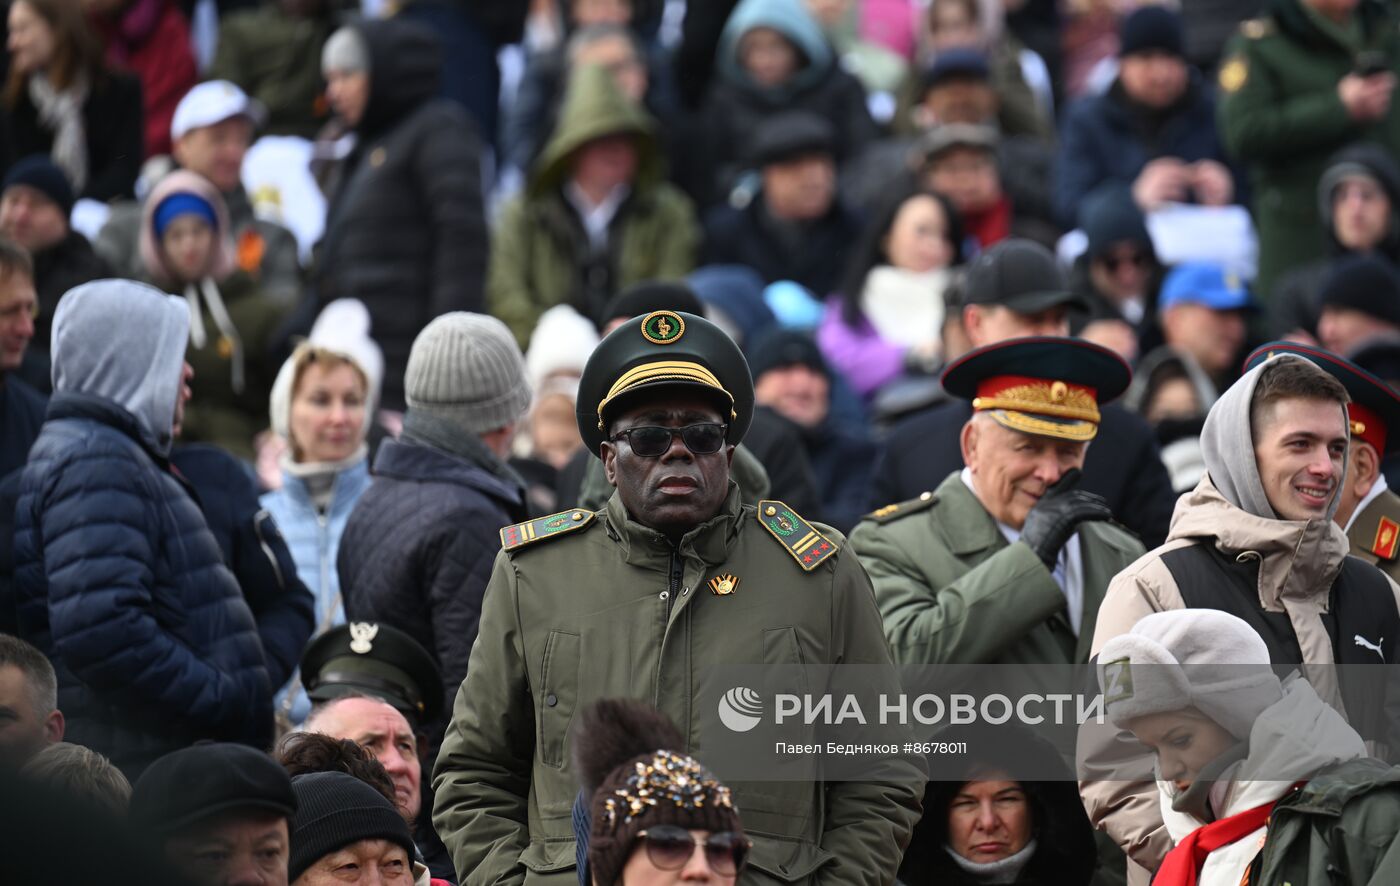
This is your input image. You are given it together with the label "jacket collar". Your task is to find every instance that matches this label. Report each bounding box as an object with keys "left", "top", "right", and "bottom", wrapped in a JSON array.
[
  {"left": 935, "top": 471, "right": 1005, "bottom": 556},
  {"left": 1169, "top": 474, "right": 1348, "bottom": 611},
  {"left": 279, "top": 456, "right": 371, "bottom": 517},
  {"left": 46, "top": 391, "right": 170, "bottom": 466},
  {"left": 603, "top": 483, "right": 743, "bottom": 569},
  {"left": 371, "top": 437, "right": 523, "bottom": 508}
]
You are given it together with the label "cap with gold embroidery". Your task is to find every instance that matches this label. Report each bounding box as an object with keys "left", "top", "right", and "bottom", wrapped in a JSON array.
[
  {"left": 942, "top": 337, "right": 1132, "bottom": 441},
  {"left": 576, "top": 310, "right": 755, "bottom": 456},
  {"left": 1243, "top": 341, "right": 1400, "bottom": 455}
]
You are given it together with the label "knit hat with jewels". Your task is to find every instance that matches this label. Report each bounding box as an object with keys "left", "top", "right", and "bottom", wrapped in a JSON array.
[
  {"left": 576, "top": 699, "right": 742, "bottom": 886},
  {"left": 404, "top": 312, "right": 532, "bottom": 434}
]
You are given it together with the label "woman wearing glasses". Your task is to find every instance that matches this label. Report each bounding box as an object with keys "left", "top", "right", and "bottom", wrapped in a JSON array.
[{"left": 574, "top": 698, "right": 749, "bottom": 885}]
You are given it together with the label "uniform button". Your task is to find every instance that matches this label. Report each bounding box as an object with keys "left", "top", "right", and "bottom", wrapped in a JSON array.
[
  {"left": 659, "top": 590, "right": 670, "bottom": 601},
  {"left": 682, "top": 586, "right": 689, "bottom": 596},
  {"left": 920, "top": 491, "right": 932, "bottom": 501},
  {"left": 546, "top": 693, "right": 558, "bottom": 707}
]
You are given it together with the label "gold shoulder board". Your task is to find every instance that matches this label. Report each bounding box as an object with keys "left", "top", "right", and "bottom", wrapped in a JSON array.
[
  {"left": 500, "top": 509, "right": 596, "bottom": 552},
  {"left": 757, "top": 500, "right": 838, "bottom": 572},
  {"left": 862, "top": 491, "right": 939, "bottom": 525}
]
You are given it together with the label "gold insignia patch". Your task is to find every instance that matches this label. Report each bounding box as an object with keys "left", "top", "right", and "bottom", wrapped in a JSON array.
[
  {"left": 758, "top": 500, "right": 838, "bottom": 571},
  {"left": 1219, "top": 57, "right": 1248, "bottom": 93},
  {"left": 708, "top": 574, "right": 740, "bottom": 595}
]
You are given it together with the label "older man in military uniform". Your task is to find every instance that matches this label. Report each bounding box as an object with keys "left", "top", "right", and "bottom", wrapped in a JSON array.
[
  {"left": 852, "top": 337, "right": 1146, "bottom": 670},
  {"left": 1244, "top": 342, "right": 1400, "bottom": 581},
  {"left": 432, "top": 310, "right": 923, "bottom": 885}
]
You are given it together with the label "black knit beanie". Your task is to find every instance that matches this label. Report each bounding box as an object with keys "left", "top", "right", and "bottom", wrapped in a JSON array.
[
  {"left": 288, "top": 772, "right": 415, "bottom": 881},
  {"left": 574, "top": 700, "right": 743, "bottom": 886},
  {"left": 1320, "top": 254, "right": 1400, "bottom": 328}
]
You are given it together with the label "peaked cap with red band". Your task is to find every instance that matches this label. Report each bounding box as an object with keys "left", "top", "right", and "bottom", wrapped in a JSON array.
[
  {"left": 942, "top": 337, "right": 1133, "bottom": 441},
  {"left": 1243, "top": 342, "right": 1400, "bottom": 455}
]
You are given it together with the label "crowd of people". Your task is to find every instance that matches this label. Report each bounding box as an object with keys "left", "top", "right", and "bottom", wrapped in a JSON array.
[{"left": 3, "top": 0, "right": 1400, "bottom": 883}]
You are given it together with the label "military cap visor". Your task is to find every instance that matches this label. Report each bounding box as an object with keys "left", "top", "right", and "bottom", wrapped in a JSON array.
[
  {"left": 301, "top": 623, "right": 444, "bottom": 725},
  {"left": 1243, "top": 341, "right": 1400, "bottom": 455},
  {"left": 942, "top": 337, "right": 1132, "bottom": 441},
  {"left": 577, "top": 310, "right": 755, "bottom": 456}
]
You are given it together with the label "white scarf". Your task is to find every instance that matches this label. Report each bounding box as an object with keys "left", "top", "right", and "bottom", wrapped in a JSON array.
[
  {"left": 185, "top": 277, "right": 245, "bottom": 394},
  {"left": 944, "top": 838, "right": 1038, "bottom": 884},
  {"left": 28, "top": 73, "right": 88, "bottom": 193}
]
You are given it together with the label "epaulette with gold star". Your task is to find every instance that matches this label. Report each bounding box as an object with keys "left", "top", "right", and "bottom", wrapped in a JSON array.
[
  {"left": 500, "top": 509, "right": 596, "bottom": 552},
  {"left": 862, "top": 491, "right": 939, "bottom": 525},
  {"left": 757, "top": 500, "right": 838, "bottom": 571}
]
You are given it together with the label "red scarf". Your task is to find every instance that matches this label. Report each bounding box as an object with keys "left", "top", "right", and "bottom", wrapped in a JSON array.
[
  {"left": 1155, "top": 785, "right": 1304, "bottom": 886},
  {"left": 962, "top": 196, "right": 1014, "bottom": 251}
]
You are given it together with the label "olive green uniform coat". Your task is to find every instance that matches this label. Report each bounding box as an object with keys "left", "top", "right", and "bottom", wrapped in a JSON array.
[
  {"left": 1347, "top": 483, "right": 1400, "bottom": 583},
  {"left": 432, "top": 487, "right": 923, "bottom": 885},
  {"left": 1217, "top": 0, "right": 1400, "bottom": 296},
  {"left": 851, "top": 472, "right": 1146, "bottom": 668}
]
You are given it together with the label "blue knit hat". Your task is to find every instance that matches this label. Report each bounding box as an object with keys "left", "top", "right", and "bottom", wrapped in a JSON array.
[{"left": 153, "top": 192, "right": 218, "bottom": 239}]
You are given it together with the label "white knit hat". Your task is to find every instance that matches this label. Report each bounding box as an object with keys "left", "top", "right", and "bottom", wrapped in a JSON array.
[
  {"left": 1098, "top": 610, "right": 1283, "bottom": 741},
  {"left": 524, "top": 305, "right": 600, "bottom": 391},
  {"left": 404, "top": 312, "right": 532, "bottom": 433}
]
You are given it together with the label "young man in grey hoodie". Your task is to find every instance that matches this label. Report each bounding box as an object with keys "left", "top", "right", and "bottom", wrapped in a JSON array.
[
  {"left": 11, "top": 279, "right": 273, "bottom": 777},
  {"left": 1081, "top": 353, "right": 1400, "bottom": 884}
]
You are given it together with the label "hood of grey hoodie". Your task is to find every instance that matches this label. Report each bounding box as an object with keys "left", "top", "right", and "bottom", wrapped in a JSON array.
[
  {"left": 50, "top": 279, "right": 191, "bottom": 456},
  {"left": 1200, "top": 352, "right": 1348, "bottom": 523}
]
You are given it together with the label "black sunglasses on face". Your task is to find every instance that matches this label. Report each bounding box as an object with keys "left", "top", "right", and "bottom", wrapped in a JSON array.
[
  {"left": 1102, "top": 252, "right": 1150, "bottom": 272},
  {"left": 635, "top": 826, "right": 750, "bottom": 875},
  {"left": 610, "top": 423, "right": 729, "bottom": 457}
]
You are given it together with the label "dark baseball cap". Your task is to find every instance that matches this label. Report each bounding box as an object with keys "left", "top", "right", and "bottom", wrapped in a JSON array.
[
  {"left": 963, "top": 239, "right": 1089, "bottom": 315},
  {"left": 132, "top": 743, "right": 297, "bottom": 834}
]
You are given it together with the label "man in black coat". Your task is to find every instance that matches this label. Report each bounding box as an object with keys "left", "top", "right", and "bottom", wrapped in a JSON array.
[
  {"left": 339, "top": 312, "right": 531, "bottom": 757},
  {"left": 315, "top": 19, "right": 488, "bottom": 411},
  {"left": 701, "top": 111, "right": 861, "bottom": 297},
  {"left": 870, "top": 240, "right": 1178, "bottom": 548}
]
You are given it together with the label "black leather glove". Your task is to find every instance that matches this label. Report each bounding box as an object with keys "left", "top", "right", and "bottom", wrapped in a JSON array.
[{"left": 1019, "top": 468, "right": 1115, "bottom": 568}]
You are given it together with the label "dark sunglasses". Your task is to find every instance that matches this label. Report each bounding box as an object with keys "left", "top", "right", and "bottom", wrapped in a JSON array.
[
  {"left": 611, "top": 423, "right": 728, "bottom": 457},
  {"left": 635, "top": 826, "right": 750, "bottom": 875},
  {"left": 1101, "top": 252, "right": 1150, "bottom": 272}
]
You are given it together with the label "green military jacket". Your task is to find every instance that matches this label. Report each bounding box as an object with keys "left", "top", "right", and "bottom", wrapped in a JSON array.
[
  {"left": 206, "top": 5, "right": 334, "bottom": 139},
  {"left": 1346, "top": 483, "right": 1400, "bottom": 583},
  {"left": 850, "top": 472, "right": 1145, "bottom": 668},
  {"left": 432, "top": 486, "right": 922, "bottom": 885},
  {"left": 1217, "top": 0, "right": 1400, "bottom": 295},
  {"left": 1254, "top": 757, "right": 1400, "bottom": 885}
]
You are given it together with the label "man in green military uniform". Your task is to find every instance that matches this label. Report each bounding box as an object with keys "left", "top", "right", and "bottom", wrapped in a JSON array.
[
  {"left": 432, "top": 310, "right": 923, "bottom": 885},
  {"left": 1217, "top": 0, "right": 1400, "bottom": 296},
  {"left": 852, "top": 337, "right": 1146, "bottom": 670},
  {"left": 1244, "top": 341, "right": 1400, "bottom": 581}
]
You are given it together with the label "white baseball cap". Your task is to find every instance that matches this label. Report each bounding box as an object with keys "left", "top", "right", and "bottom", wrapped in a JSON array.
[{"left": 170, "top": 81, "right": 266, "bottom": 142}]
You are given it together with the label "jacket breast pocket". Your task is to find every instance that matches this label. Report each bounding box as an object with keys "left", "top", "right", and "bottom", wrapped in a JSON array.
[{"left": 538, "top": 630, "right": 580, "bottom": 769}]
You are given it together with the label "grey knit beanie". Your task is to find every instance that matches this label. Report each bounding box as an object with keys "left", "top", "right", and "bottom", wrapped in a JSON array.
[
  {"left": 322, "top": 26, "right": 370, "bottom": 76},
  {"left": 405, "top": 312, "right": 532, "bottom": 433}
]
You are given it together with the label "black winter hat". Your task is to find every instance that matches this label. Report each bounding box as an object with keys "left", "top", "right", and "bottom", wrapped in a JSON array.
[
  {"left": 3, "top": 154, "right": 75, "bottom": 216},
  {"left": 746, "top": 110, "right": 836, "bottom": 167},
  {"left": 920, "top": 47, "right": 991, "bottom": 92},
  {"left": 1320, "top": 254, "right": 1400, "bottom": 328},
  {"left": 288, "top": 772, "right": 415, "bottom": 881},
  {"left": 747, "top": 329, "right": 829, "bottom": 381},
  {"left": 131, "top": 743, "right": 297, "bottom": 834},
  {"left": 601, "top": 281, "right": 707, "bottom": 329},
  {"left": 1118, "top": 5, "right": 1184, "bottom": 58},
  {"left": 1081, "top": 187, "right": 1154, "bottom": 258}
]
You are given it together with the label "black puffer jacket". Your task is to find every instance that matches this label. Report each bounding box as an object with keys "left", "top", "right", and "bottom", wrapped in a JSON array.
[
  {"left": 314, "top": 18, "right": 488, "bottom": 411},
  {"left": 901, "top": 724, "right": 1098, "bottom": 886},
  {"left": 338, "top": 437, "right": 526, "bottom": 752}
]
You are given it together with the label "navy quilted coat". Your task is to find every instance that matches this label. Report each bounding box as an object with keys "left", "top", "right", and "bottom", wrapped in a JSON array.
[
  {"left": 13, "top": 393, "right": 273, "bottom": 776},
  {"left": 339, "top": 437, "right": 526, "bottom": 749}
]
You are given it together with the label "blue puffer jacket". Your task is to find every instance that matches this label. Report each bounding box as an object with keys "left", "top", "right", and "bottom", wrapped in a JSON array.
[
  {"left": 13, "top": 394, "right": 273, "bottom": 775},
  {"left": 261, "top": 456, "right": 371, "bottom": 724}
]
